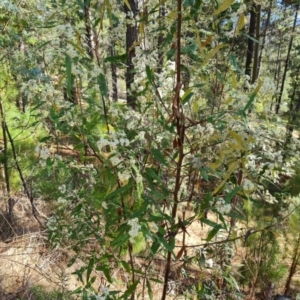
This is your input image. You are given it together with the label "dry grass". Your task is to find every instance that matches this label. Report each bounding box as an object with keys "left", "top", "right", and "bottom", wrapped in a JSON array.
[{"left": 0, "top": 194, "right": 104, "bottom": 300}]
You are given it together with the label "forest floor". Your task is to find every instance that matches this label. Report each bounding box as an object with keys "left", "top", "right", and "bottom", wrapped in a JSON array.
[{"left": 0, "top": 193, "right": 298, "bottom": 299}]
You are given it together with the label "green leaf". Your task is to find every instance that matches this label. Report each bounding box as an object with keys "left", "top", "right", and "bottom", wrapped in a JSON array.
[
  {"left": 120, "top": 260, "right": 131, "bottom": 272},
  {"left": 146, "top": 65, "right": 153, "bottom": 82},
  {"left": 181, "top": 88, "right": 194, "bottom": 105},
  {"left": 39, "top": 136, "right": 52, "bottom": 143},
  {"left": 242, "top": 79, "right": 263, "bottom": 112},
  {"left": 244, "top": 34, "right": 261, "bottom": 44},
  {"left": 146, "top": 279, "right": 153, "bottom": 300},
  {"left": 121, "top": 281, "right": 139, "bottom": 299},
  {"left": 95, "top": 265, "right": 112, "bottom": 283},
  {"left": 200, "top": 217, "right": 223, "bottom": 228},
  {"left": 206, "top": 224, "right": 222, "bottom": 242},
  {"left": 150, "top": 148, "right": 168, "bottom": 166},
  {"left": 98, "top": 73, "right": 108, "bottom": 98},
  {"left": 212, "top": 0, "right": 234, "bottom": 16},
  {"left": 104, "top": 53, "right": 126, "bottom": 63},
  {"left": 35, "top": 41, "right": 51, "bottom": 51},
  {"left": 86, "top": 256, "right": 94, "bottom": 283},
  {"left": 46, "top": 157, "right": 52, "bottom": 176},
  {"left": 65, "top": 54, "right": 73, "bottom": 98},
  {"left": 150, "top": 240, "right": 161, "bottom": 255},
  {"left": 200, "top": 168, "right": 209, "bottom": 181},
  {"left": 225, "top": 186, "right": 242, "bottom": 203},
  {"left": 110, "top": 232, "right": 130, "bottom": 248},
  {"left": 149, "top": 277, "right": 164, "bottom": 283},
  {"left": 229, "top": 54, "right": 242, "bottom": 72},
  {"left": 200, "top": 192, "right": 213, "bottom": 211},
  {"left": 145, "top": 168, "right": 161, "bottom": 183},
  {"left": 76, "top": 0, "right": 84, "bottom": 9}
]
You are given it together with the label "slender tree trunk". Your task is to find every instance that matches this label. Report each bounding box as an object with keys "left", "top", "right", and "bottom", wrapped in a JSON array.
[
  {"left": 245, "top": 3, "right": 257, "bottom": 78},
  {"left": 110, "top": 40, "right": 118, "bottom": 101},
  {"left": 270, "top": 35, "right": 282, "bottom": 111},
  {"left": 283, "top": 68, "right": 300, "bottom": 160},
  {"left": 275, "top": 9, "right": 298, "bottom": 114},
  {"left": 251, "top": 4, "right": 260, "bottom": 83},
  {"left": 284, "top": 234, "right": 300, "bottom": 294},
  {"left": 157, "top": 1, "right": 165, "bottom": 74},
  {"left": 257, "top": 0, "right": 272, "bottom": 78},
  {"left": 124, "top": 0, "right": 138, "bottom": 109},
  {"left": 84, "top": 0, "right": 95, "bottom": 60}
]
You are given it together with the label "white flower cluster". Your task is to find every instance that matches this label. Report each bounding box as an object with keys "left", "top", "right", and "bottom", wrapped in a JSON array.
[
  {"left": 97, "top": 132, "right": 133, "bottom": 182},
  {"left": 35, "top": 146, "right": 51, "bottom": 167},
  {"left": 128, "top": 218, "right": 141, "bottom": 243},
  {"left": 199, "top": 123, "right": 215, "bottom": 137},
  {"left": 58, "top": 184, "right": 66, "bottom": 194},
  {"left": 95, "top": 286, "right": 110, "bottom": 300},
  {"left": 97, "top": 133, "right": 130, "bottom": 151},
  {"left": 264, "top": 190, "right": 277, "bottom": 204},
  {"left": 47, "top": 216, "right": 57, "bottom": 231},
  {"left": 215, "top": 197, "right": 231, "bottom": 214},
  {"left": 243, "top": 178, "right": 255, "bottom": 192}
]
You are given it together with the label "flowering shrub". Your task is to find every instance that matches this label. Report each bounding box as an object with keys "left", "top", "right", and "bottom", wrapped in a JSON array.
[{"left": 0, "top": 0, "right": 299, "bottom": 299}]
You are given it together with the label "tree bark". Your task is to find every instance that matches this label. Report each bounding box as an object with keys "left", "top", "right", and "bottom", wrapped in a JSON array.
[
  {"left": 245, "top": 3, "right": 257, "bottom": 78},
  {"left": 275, "top": 9, "right": 298, "bottom": 114},
  {"left": 251, "top": 4, "right": 261, "bottom": 83},
  {"left": 257, "top": 0, "right": 272, "bottom": 78},
  {"left": 284, "top": 234, "right": 300, "bottom": 294},
  {"left": 110, "top": 41, "right": 118, "bottom": 101},
  {"left": 84, "top": 0, "right": 96, "bottom": 60},
  {"left": 124, "top": 0, "right": 138, "bottom": 109}
]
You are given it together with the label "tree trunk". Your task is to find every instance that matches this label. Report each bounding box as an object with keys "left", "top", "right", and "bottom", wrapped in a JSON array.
[
  {"left": 157, "top": 1, "right": 165, "bottom": 74},
  {"left": 110, "top": 41, "right": 118, "bottom": 101},
  {"left": 257, "top": 0, "right": 272, "bottom": 78},
  {"left": 284, "top": 234, "right": 300, "bottom": 294},
  {"left": 124, "top": 0, "right": 138, "bottom": 109},
  {"left": 245, "top": 3, "right": 257, "bottom": 78},
  {"left": 275, "top": 9, "right": 298, "bottom": 114},
  {"left": 84, "top": 0, "right": 96, "bottom": 60},
  {"left": 251, "top": 4, "right": 261, "bottom": 84}
]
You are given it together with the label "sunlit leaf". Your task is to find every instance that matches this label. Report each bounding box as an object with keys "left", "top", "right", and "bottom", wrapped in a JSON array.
[{"left": 212, "top": 0, "right": 234, "bottom": 16}]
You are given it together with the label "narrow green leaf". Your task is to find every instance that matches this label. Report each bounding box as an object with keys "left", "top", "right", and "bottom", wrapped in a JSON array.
[
  {"left": 35, "top": 41, "right": 51, "bottom": 51},
  {"left": 104, "top": 53, "right": 126, "bottom": 63},
  {"left": 229, "top": 54, "right": 242, "bottom": 72},
  {"left": 200, "top": 217, "right": 223, "bottom": 228},
  {"left": 146, "top": 65, "right": 153, "bottom": 82},
  {"left": 120, "top": 260, "right": 131, "bottom": 272},
  {"left": 244, "top": 34, "right": 261, "bottom": 44},
  {"left": 181, "top": 89, "right": 194, "bottom": 105},
  {"left": 149, "top": 277, "right": 164, "bottom": 283},
  {"left": 66, "top": 54, "right": 72, "bottom": 98},
  {"left": 86, "top": 256, "right": 94, "bottom": 283},
  {"left": 95, "top": 265, "right": 112, "bottom": 283},
  {"left": 200, "top": 168, "right": 209, "bottom": 181},
  {"left": 122, "top": 282, "right": 139, "bottom": 299},
  {"left": 145, "top": 168, "right": 161, "bottom": 183},
  {"left": 150, "top": 148, "right": 168, "bottom": 166},
  {"left": 146, "top": 279, "right": 153, "bottom": 300},
  {"left": 76, "top": 0, "right": 84, "bottom": 9},
  {"left": 206, "top": 225, "right": 222, "bottom": 242},
  {"left": 98, "top": 73, "right": 108, "bottom": 98},
  {"left": 225, "top": 186, "right": 242, "bottom": 203},
  {"left": 212, "top": 0, "right": 234, "bottom": 16},
  {"left": 46, "top": 157, "right": 52, "bottom": 176},
  {"left": 150, "top": 240, "right": 160, "bottom": 255}
]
